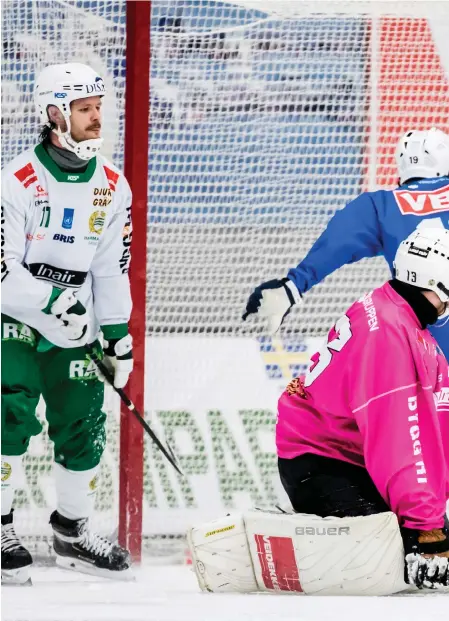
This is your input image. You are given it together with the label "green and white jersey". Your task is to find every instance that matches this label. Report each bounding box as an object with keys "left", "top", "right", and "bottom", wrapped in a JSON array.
[{"left": 1, "top": 144, "right": 132, "bottom": 348}]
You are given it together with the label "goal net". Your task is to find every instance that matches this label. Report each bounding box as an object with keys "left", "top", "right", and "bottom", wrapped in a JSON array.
[{"left": 2, "top": 0, "right": 449, "bottom": 561}]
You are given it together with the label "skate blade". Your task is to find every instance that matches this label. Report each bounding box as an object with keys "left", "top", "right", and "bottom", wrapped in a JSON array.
[
  {"left": 55, "top": 555, "right": 135, "bottom": 581},
  {"left": 1, "top": 567, "right": 32, "bottom": 586}
]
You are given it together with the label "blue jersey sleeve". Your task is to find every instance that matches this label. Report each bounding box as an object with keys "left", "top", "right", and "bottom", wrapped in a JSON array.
[{"left": 288, "top": 193, "right": 383, "bottom": 294}]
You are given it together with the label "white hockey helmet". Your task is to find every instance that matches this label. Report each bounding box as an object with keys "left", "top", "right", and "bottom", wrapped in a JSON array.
[
  {"left": 34, "top": 63, "right": 106, "bottom": 160},
  {"left": 395, "top": 127, "right": 449, "bottom": 185},
  {"left": 394, "top": 228, "right": 449, "bottom": 309}
]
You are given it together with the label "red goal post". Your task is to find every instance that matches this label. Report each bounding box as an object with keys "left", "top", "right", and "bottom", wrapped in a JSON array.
[{"left": 120, "top": 0, "right": 151, "bottom": 562}]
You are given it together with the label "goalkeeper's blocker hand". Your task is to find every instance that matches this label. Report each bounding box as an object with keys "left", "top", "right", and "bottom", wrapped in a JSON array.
[
  {"left": 46, "top": 288, "right": 88, "bottom": 341},
  {"left": 401, "top": 522, "right": 449, "bottom": 589},
  {"left": 98, "top": 334, "right": 133, "bottom": 389},
  {"left": 242, "top": 277, "right": 301, "bottom": 334}
]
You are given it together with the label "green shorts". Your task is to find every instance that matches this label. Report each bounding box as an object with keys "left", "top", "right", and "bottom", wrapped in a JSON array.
[{"left": 1, "top": 314, "right": 106, "bottom": 471}]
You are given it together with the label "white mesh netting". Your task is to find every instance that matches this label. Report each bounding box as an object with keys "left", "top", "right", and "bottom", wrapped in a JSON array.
[{"left": 2, "top": 0, "right": 449, "bottom": 558}]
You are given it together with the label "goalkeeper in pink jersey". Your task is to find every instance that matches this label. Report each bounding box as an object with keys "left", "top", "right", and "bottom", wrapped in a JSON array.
[{"left": 276, "top": 227, "right": 449, "bottom": 589}]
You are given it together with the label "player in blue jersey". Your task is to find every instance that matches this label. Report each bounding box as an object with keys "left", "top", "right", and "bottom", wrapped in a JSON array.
[{"left": 243, "top": 127, "right": 449, "bottom": 359}]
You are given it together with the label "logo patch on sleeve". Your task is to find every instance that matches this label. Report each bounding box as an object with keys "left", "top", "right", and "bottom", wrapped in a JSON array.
[
  {"left": 14, "top": 163, "right": 37, "bottom": 189},
  {"left": 103, "top": 166, "right": 119, "bottom": 192}
]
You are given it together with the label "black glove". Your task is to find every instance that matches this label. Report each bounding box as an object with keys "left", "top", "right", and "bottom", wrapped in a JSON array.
[
  {"left": 401, "top": 519, "right": 449, "bottom": 589},
  {"left": 242, "top": 278, "right": 301, "bottom": 334}
]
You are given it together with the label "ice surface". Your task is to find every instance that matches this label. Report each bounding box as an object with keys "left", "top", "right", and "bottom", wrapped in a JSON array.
[{"left": 2, "top": 564, "right": 447, "bottom": 621}]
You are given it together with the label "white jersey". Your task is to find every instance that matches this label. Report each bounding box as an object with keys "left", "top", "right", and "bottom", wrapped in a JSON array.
[{"left": 1, "top": 143, "right": 132, "bottom": 348}]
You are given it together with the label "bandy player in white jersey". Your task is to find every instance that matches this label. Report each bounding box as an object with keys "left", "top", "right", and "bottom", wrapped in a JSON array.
[{"left": 1, "top": 63, "right": 134, "bottom": 584}]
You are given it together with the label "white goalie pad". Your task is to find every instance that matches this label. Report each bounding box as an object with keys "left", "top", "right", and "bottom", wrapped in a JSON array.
[
  {"left": 187, "top": 509, "right": 409, "bottom": 596},
  {"left": 187, "top": 514, "right": 259, "bottom": 593}
]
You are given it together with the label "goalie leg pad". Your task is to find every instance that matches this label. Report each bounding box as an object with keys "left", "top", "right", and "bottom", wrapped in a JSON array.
[
  {"left": 187, "top": 514, "right": 258, "bottom": 593},
  {"left": 246, "top": 509, "right": 407, "bottom": 595},
  {"left": 188, "top": 509, "right": 409, "bottom": 596}
]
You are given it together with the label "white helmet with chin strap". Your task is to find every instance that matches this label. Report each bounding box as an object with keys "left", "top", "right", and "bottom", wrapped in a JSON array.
[
  {"left": 395, "top": 127, "right": 449, "bottom": 185},
  {"left": 35, "top": 62, "right": 105, "bottom": 161},
  {"left": 394, "top": 228, "right": 449, "bottom": 317}
]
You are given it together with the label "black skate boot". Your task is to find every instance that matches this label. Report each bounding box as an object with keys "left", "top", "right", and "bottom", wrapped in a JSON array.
[
  {"left": 50, "top": 510, "right": 133, "bottom": 580},
  {"left": 1, "top": 511, "right": 33, "bottom": 585}
]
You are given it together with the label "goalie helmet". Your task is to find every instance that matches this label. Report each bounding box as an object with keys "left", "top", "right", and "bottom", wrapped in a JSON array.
[
  {"left": 34, "top": 63, "right": 106, "bottom": 161},
  {"left": 395, "top": 127, "right": 449, "bottom": 185},
  {"left": 394, "top": 228, "right": 449, "bottom": 308}
]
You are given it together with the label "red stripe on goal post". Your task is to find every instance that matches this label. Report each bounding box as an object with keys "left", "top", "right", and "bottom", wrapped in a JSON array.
[{"left": 119, "top": 0, "right": 151, "bottom": 562}]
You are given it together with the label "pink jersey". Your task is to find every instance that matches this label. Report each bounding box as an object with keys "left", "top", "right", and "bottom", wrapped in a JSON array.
[{"left": 276, "top": 282, "right": 449, "bottom": 530}]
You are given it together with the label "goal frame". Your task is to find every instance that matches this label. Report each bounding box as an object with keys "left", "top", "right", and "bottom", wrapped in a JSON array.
[{"left": 120, "top": 0, "right": 151, "bottom": 561}]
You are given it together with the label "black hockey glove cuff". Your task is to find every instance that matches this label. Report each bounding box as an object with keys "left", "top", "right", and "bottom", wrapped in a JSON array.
[{"left": 401, "top": 518, "right": 449, "bottom": 589}]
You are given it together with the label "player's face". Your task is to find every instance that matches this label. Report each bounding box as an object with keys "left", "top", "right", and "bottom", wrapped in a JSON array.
[
  {"left": 438, "top": 301, "right": 448, "bottom": 317},
  {"left": 70, "top": 96, "right": 103, "bottom": 142}
]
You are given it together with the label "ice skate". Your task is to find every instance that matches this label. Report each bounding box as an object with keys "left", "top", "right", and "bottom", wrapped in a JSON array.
[
  {"left": 50, "top": 510, "right": 133, "bottom": 580},
  {"left": 1, "top": 511, "right": 33, "bottom": 586}
]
